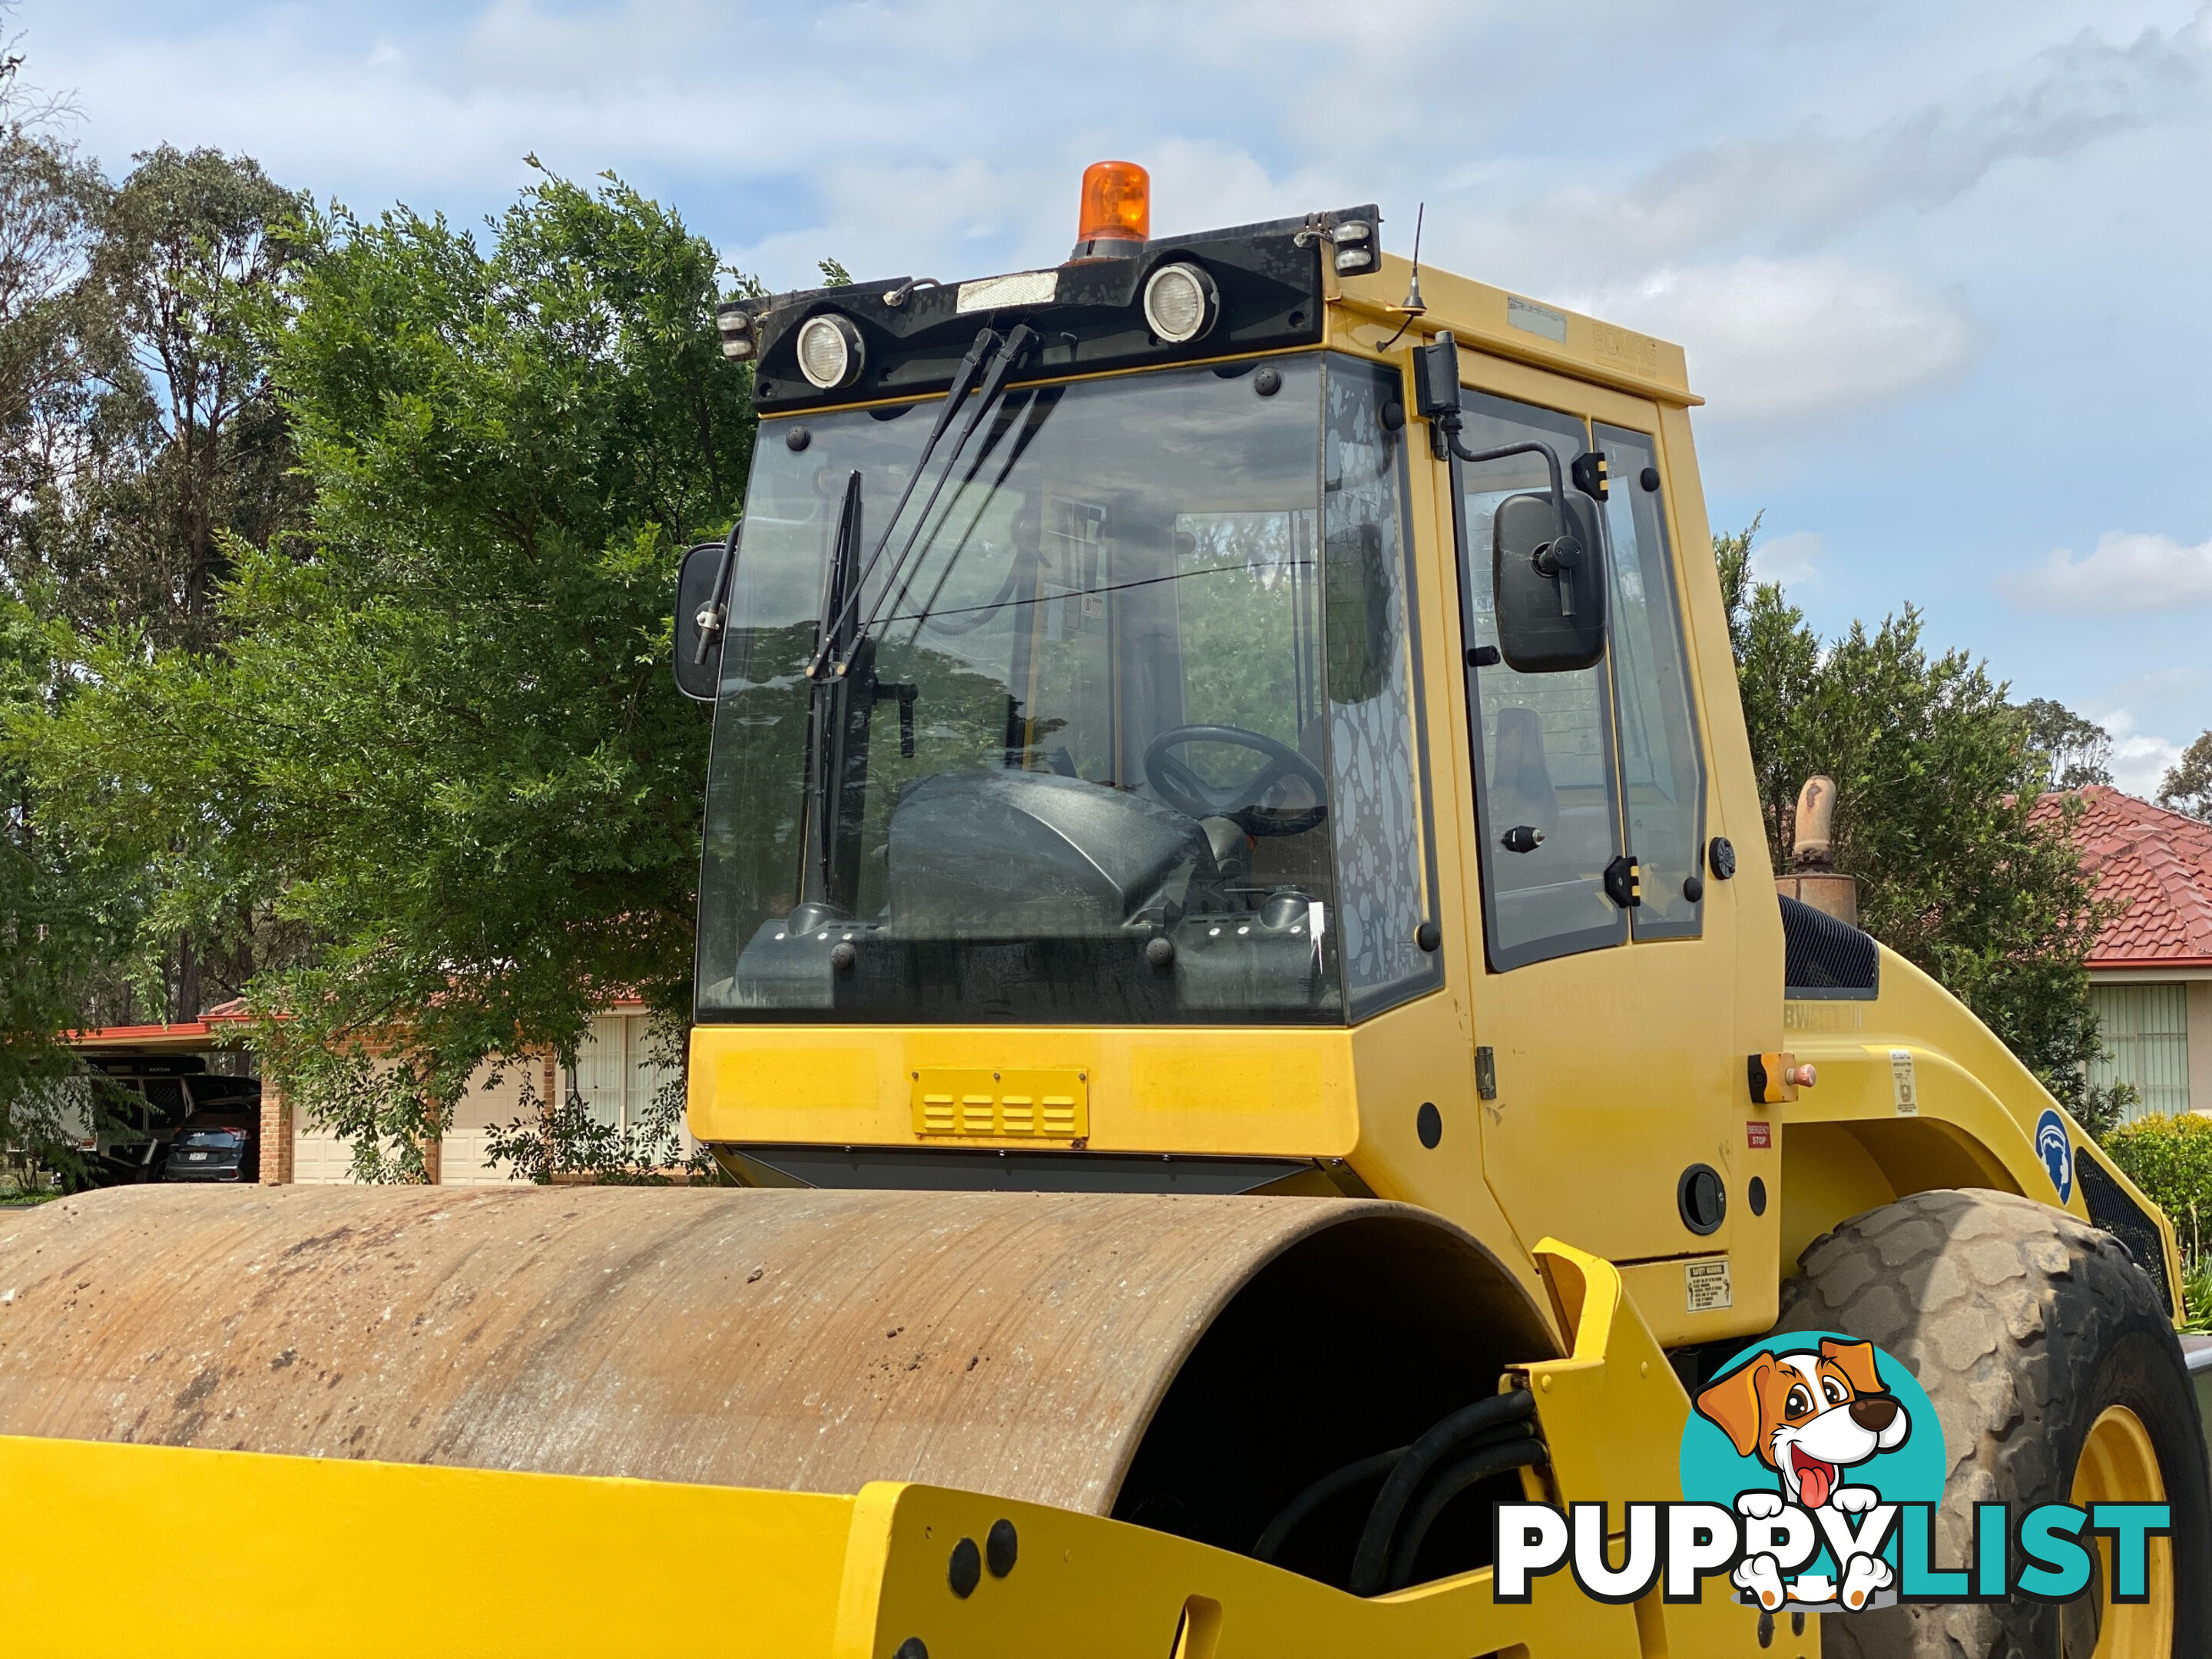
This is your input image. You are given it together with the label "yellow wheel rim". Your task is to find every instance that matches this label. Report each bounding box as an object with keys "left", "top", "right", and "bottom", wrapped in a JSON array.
[{"left": 2065, "top": 1403, "right": 2173, "bottom": 1659}]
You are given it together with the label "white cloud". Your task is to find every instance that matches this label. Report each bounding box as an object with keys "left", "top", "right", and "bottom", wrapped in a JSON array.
[
  {"left": 2097, "top": 708, "right": 2189, "bottom": 796},
  {"left": 1572, "top": 257, "right": 1979, "bottom": 432},
  {"left": 1436, "top": 8, "right": 2212, "bottom": 291},
  {"left": 2104, "top": 665, "right": 2208, "bottom": 707},
  {"left": 1999, "top": 530, "right": 2212, "bottom": 613},
  {"left": 1751, "top": 530, "right": 1823, "bottom": 585}
]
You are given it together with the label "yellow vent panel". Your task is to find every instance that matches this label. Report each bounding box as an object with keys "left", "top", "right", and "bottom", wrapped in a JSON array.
[{"left": 909, "top": 1069, "right": 1089, "bottom": 1141}]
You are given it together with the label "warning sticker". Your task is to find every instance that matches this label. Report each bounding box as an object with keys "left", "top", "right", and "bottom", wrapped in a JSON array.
[
  {"left": 1891, "top": 1049, "right": 1918, "bottom": 1116},
  {"left": 1507, "top": 295, "right": 1568, "bottom": 343},
  {"left": 1685, "top": 1258, "right": 1733, "bottom": 1313},
  {"left": 1746, "top": 1121, "right": 1773, "bottom": 1149}
]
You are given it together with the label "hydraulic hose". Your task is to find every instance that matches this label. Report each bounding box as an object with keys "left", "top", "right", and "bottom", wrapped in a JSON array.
[
  {"left": 1348, "top": 1386, "right": 1535, "bottom": 1596},
  {"left": 1251, "top": 1446, "right": 1406, "bottom": 1564},
  {"left": 1382, "top": 1426, "right": 1548, "bottom": 1591}
]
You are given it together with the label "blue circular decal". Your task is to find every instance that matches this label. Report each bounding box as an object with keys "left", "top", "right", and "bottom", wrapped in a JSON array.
[{"left": 2036, "top": 1108, "right": 2073, "bottom": 1204}]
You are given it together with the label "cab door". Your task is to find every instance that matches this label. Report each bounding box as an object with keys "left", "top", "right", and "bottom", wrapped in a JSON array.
[{"left": 1450, "top": 386, "right": 1765, "bottom": 1339}]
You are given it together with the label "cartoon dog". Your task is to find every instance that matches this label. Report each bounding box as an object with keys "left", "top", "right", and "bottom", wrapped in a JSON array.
[{"left": 1694, "top": 1338, "right": 1911, "bottom": 1611}]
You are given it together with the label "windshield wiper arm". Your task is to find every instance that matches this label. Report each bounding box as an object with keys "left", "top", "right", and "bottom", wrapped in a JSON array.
[
  {"left": 821, "top": 323, "right": 1038, "bottom": 680},
  {"left": 806, "top": 326, "right": 998, "bottom": 680},
  {"left": 799, "top": 470, "right": 865, "bottom": 913}
]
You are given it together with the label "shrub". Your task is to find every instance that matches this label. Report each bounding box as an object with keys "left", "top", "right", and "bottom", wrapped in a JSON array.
[{"left": 2104, "top": 1113, "right": 2212, "bottom": 1261}]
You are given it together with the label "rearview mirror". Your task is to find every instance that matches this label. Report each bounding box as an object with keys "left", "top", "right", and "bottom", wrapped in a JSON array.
[
  {"left": 1492, "top": 491, "right": 1605, "bottom": 673},
  {"left": 674, "top": 532, "right": 739, "bottom": 702}
]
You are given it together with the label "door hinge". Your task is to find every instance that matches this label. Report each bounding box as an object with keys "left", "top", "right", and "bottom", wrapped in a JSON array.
[{"left": 1604, "top": 853, "right": 1643, "bottom": 909}]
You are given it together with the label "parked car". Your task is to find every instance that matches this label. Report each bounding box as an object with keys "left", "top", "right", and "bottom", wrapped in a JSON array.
[
  {"left": 159, "top": 1114, "right": 260, "bottom": 1184},
  {"left": 70, "top": 1061, "right": 261, "bottom": 1187}
]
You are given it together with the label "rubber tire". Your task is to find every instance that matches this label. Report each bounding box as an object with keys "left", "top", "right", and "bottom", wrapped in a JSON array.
[{"left": 1772, "top": 1187, "right": 2211, "bottom": 1658}]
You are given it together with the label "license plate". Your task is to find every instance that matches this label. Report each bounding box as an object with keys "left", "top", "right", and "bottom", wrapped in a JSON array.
[{"left": 186, "top": 1151, "right": 209, "bottom": 1161}]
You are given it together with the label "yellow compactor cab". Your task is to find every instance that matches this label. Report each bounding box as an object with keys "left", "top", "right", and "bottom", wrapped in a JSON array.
[{"left": 0, "top": 164, "right": 2203, "bottom": 1659}]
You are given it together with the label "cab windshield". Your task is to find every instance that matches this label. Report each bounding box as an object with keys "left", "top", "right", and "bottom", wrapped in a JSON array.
[{"left": 696, "top": 353, "right": 1436, "bottom": 1025}]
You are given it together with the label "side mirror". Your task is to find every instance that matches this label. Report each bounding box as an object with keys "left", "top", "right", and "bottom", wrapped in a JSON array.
[
  {"left": 1492, "top": 491, "right": 1605, "bottom": 673},
  {"left": 674, "top": 531, "right": 739, "bottom": 702}
]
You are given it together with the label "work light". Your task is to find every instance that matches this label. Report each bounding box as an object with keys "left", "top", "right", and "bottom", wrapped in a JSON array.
[
  {"left": 796, "top": 313, "right": 864, "bottom": 390},
  {"left": 716, "top": 302, "right": 756, "bottom": 361},
  {"left": 1142, "top": 261, "right": 1217, "bottom": 345}
]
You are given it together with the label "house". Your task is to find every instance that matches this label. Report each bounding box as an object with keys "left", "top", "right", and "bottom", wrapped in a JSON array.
[
  {"left": 2038, "top": 786, "right": 2212, "bottom": 1119},
  {"left": 64, "top": 998, "right": 686, "bottom": 1184}
]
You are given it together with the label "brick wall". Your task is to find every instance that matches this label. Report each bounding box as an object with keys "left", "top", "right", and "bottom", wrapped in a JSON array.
[{"left": 260, "top": 1078, "right": 293, "bottom": 1184}]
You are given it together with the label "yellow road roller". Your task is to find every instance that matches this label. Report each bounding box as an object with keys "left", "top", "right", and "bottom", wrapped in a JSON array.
[{"left": 1, "top": 161, "right": 2200, "bottom": 1658}]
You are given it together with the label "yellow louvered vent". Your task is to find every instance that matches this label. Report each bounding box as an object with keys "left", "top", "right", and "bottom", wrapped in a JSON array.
[{"left": 909, "top": 1069, "right": 1088, "bottom": 1142}]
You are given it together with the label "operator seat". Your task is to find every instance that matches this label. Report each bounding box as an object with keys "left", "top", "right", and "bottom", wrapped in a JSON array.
[{"left": 1488, "top": 705, "right": 1557, "bottom": 832}]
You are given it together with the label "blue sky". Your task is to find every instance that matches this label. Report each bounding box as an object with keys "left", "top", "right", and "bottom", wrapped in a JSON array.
[{"left": 16, "top": 0, "right": 2210, "bottom": 790}]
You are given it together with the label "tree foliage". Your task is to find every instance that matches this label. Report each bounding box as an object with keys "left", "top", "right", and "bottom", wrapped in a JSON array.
[
  {"left": 23, "top": 167, "right": 755, "bottom": 1179},
  {"left": 2016, "top": 696, "right": 2113, "bottom": 790},
  {"left": 2161, "top": 730, "right": 2212, "bottom": 821},
  {"left": 1, "top": 134, "right": 310, "bottom": 1030},
  {"left": 1716, "top": 525, "right": 2124, "bottom": 1132}
]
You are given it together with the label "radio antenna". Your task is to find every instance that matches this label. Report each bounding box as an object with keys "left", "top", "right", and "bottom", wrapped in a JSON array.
[{"left": 1380, "top": 202, "right": 1427, "bottom": 349}]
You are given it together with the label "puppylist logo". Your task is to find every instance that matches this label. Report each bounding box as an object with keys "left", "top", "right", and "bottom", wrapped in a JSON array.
[{"left": 1492, "top": 1332, "right": 2169, "bottom": 1613}]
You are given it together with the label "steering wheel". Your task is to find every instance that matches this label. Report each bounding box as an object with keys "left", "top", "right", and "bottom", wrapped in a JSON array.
[{"left": 1143, "top": 724, "right": 1329, "bottom": 836}]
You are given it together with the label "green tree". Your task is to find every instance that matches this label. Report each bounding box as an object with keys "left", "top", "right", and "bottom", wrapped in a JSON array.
[
  {"left": 1717, "top": 526, "right": 2124, "bottom": 1133},
  {"left": 2016, "top": 697, "right": 2113, "bottom": 790},
  {"left": 23, "top": 166, "right": 756, "bottom": 1181},
  {"left": 0, "top": 594, "right": 124, "bottom": 1168},
  {"left": 2, "top": 143, "right": 311, "bottom": 1029},
  {"left": 0, "top": 59, "right": 155, "bottom": 1147},
  {"left": 0, "top": 124, "right": 105, "bottom": 531},
  {"left": 2161, "top": 730, "right": 2212, "bottom": 820}
]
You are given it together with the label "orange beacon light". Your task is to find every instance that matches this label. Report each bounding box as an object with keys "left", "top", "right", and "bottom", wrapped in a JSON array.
[{"left": 1078, "top": 161, "right": 1151, "bottom": 247}]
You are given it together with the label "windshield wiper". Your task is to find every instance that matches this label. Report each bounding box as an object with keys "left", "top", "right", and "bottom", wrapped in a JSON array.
[
  {"left": 806, "top": 326, "right": 1000, "bottom": 680},
  {"left": 901, "top": 382, "right": 1065, "bottom": 643},
  {"left": 813, "top": 323, "right": 1038, "bottom": 681},
  {"left": 798, "top": 470, "right": 866, "bottom": 917}
]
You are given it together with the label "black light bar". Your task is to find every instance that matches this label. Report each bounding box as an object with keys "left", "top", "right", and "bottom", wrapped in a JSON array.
[{"left": 725, "top": 205, "right": 1380, "bottom": 413}]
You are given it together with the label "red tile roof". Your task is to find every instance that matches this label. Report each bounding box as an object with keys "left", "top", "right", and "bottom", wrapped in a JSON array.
[{"left": 2033, "top": 786, "right": 2212, "bottom": 969}]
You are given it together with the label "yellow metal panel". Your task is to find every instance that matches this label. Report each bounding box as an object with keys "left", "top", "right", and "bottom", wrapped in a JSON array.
[
  {"left": 856, "top": 1479, "right": 1659, "bottom": 1659},
  {"left": 1334, "top": 254, "right": 1697, "bottom": 406},
  {"left": 0, "top": 1433, "right": 856, "bottom": 1659},
  {"left": 1519, "top": 1239, "right": 1774, "bottom": 1657},
  {"left": 690, "top": 1025, "right": 1359, "bottom": 1157},
  {"left": 909, "top": 1068, "right": 1090, "bottom": 1141}
]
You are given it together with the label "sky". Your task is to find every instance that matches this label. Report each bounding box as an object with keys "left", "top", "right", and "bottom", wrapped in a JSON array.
[{"left": 13, "top": 0, "right": 2211, "bottom": 793}]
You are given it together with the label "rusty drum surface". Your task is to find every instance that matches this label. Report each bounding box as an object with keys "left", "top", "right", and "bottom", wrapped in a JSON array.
[{"left": 0, "top": 1184, "right": 1435, "bottom": 1512}]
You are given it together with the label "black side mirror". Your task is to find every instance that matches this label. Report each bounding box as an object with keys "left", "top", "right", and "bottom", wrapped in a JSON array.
[
  {"left": 674, "top": 528, "right": 740, "bottom": 702},
  {"left": 1492, "top": 490, "right": 1605, "bottom": 672}
]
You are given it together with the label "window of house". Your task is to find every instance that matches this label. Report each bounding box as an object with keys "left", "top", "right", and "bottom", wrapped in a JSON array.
[
  {"left": 2089, "top": 983, "right": 2190, "bottom": 1119},
  {"left": 568, "top": 1012, "right": 682, "bottom": 1134}
]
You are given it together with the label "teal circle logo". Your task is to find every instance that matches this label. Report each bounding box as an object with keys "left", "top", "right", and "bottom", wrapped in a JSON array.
[{"left": 1681, "top": 1331, "right": 1945, "bottom": 1611}]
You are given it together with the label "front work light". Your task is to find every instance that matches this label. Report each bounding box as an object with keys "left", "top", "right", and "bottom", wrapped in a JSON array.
[
  {"left": 1078, "top": 161, "right": 1151, "bottom": 245},
  {"left": 1142, "top": 261, "right": 1218, "bottom": 344},
  {"left": 716, "top": 301, "right": 756, "bottom": 360},
  {"left": 796, "top": 313, "right": 864, "bottom": 391}
]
